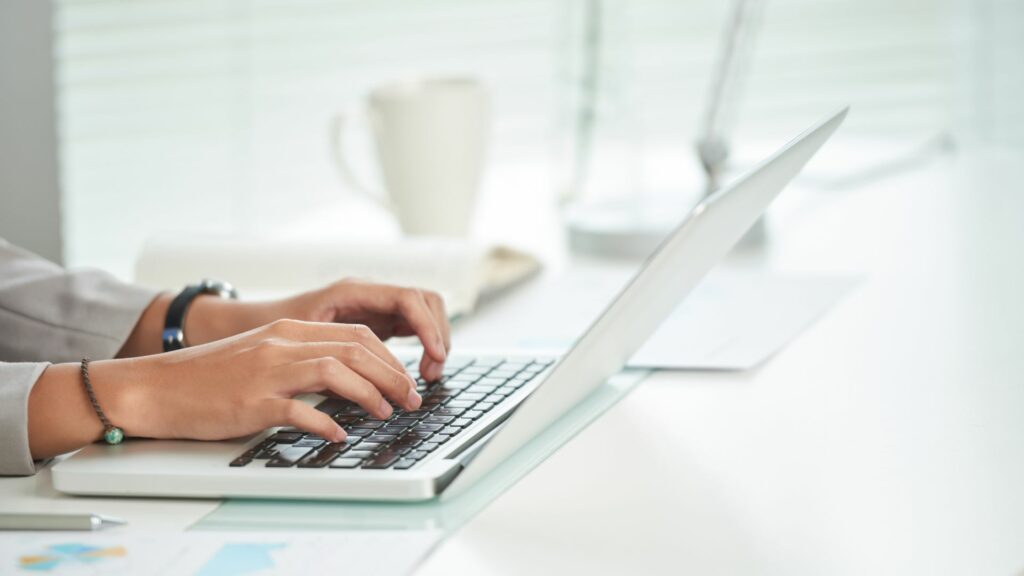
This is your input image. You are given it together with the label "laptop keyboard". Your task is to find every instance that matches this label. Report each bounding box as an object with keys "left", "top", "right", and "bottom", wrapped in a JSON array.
[{"left": 228, "top": 356, "right": 554, "bottom": 471}]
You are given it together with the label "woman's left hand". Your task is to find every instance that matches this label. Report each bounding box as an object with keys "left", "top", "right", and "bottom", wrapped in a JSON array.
[{"left": 187, "top": 279, "right": 450, "bottom": 381}]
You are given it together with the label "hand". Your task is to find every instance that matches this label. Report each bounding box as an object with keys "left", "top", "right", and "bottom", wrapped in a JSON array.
[
  {"left": 94, "top": 319, "right": 424, "bottom": 444},
  {"left": 187, "top": 279, "right": 451, "bottom": 381}
]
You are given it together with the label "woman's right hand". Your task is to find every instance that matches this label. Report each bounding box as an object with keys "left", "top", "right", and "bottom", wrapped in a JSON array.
[{"left": 90, "top": 319, "right": 422, "bottom": 444}]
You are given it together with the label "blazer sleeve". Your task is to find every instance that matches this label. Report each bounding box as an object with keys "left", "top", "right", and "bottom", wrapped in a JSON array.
[
  {"left": 0, "top": 238, "right": 160, "bottom": 363},
  {"left": 0, "top": 238, "right": 160, "bottom": 476},
  {"left": 0, "top": 362, "right": 48, "bottom": 475}
]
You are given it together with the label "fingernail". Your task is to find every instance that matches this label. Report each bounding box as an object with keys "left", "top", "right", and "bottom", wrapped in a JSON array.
[
  {"left": 407, "top": 389, "right": 422, "bottom": 410},
  {"left": 378, "top": 399, "right": 393, "bottom": 418}
]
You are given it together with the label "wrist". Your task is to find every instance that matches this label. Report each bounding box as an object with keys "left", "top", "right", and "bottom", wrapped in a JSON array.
[
  {"left": 87, "top": 358, "right": 150, "bottom": 438},
  {"left": 184, "top": 296, "right": 252, "bottom": 345}
]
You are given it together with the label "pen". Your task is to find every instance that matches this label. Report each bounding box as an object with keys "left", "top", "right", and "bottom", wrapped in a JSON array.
[{"left": 0, "top": 513, "right": 126, "bottom": 531}]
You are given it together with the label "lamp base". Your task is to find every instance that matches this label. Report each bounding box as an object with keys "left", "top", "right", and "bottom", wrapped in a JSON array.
[{"left": 565, "top": 196, "right": 765, "bottom": 259}]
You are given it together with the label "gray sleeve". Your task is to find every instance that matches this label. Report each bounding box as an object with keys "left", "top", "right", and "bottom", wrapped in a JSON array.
[
  {"left": 0, "top": 238, "right": 160, "bottom": 363},
  {"left": 0, "top": 362, "right": 48, "bottom": 475},
  {"left": 0, "top": 238, "right": 160, "bottom": 475}
]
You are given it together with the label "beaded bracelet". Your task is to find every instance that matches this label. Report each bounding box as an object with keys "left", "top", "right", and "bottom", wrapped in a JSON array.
[{"left": 80, "top": 359, "right": 124, "bottom": 445}]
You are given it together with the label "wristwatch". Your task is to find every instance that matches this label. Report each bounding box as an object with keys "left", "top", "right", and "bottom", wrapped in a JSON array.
[{"left": 162, "top": 279, "right": 239, "bottom": 352}]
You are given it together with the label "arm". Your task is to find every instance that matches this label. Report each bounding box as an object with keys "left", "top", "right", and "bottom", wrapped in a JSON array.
[
  {"left": 117, "top": 278, "right": 451, "bottom": 380},
  {"left": 25, "top": 279, "right": 451, "bottom": 462}
]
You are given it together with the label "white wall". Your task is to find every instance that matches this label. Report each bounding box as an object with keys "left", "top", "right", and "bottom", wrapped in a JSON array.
[{"left": 0, "top": 0, "right": 63, "bottom": 263}]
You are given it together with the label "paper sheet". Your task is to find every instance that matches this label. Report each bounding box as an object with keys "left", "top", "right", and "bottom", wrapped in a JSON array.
[
  {"left": 630, "top": 271, "right": 858, "bottom": 370},
  {"left": 2, "top": 530, "right": 441, "bottom": 575},
  {"left": 453, "top": 267, "right": 858, "bottom": 370}
]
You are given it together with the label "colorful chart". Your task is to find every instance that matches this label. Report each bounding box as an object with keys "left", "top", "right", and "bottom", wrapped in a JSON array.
[{"left": 18, "top": 543, "right": 126, "bottom": 571}]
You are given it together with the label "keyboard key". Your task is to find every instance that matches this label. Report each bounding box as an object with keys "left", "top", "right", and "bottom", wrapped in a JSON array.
[
  {"left": 476, "top": 402, "right": 496, "bottom": 412},
  {"left": 432, "top": 434, "right": 452, "bottom": 444},
  {"left": 403, "top": 429, "right": 435, "bottom": 440},
  {"left": 424, "top": 415, "right": 454, "bottom": 424},
  {"left": 229, "top": 455, "right": 252, "bottom": 467},
  {"left": 298, "top": 449, "right": 340, "bottom": 468},
  {"left": 484, "top": 394, "right": 506, "bottom": 404},
  {"left": 489, "top": 388, "right": 513, "bottom": 397},
  {"left": 463, "top": 410, "right": 484, "bottom": 420},
  {"left": 417, "top": 423, "right": 444, "bottom": 432},
  {"left": 369, "top": 433, "right": 399, "bottom": 443},
  {"left": 405, "top": 410, "right": 432, "bottom": 418},
  {"left": 408, "top": 450, "right": 429, "bottom": 460},
  {"left": 488, "top": 370, "right": 518, "bottom": 379},
  {"left": 333, "top": 414, "right": 360, "bottom": 425},
  {"left": 329, "top": 458, "right": 362, "bottom": 469},
  {"left": 432, "top": 406, "right": 466, "bottom": 417},
  {"left": 315, "top": 398, "right": 348, "bottom": 415},
  {"left": 343, "top": 435, "right": 364, "bottom": 445},
  {"left": 346, "top": 427, "right": 377, "bottom": 437},
  {"left": 508, "top": 378, "right": 530, "bottom": 388},
  {"left": 362, "top": 453, "right": 401, "bottom": 469},
  {"left": 447, "top": 400, "right": 476, "bottom": 409},
  {"left": 392, "top": 417, "right": 419, "bottom": 427},
  {"left": 355, "top": 442, "right": 384, "bottom": 452},
  {"left": 460, "top": 366, "right": 490, "bottom": 375},
  {"left": 379, "top": 426, "right": 409, "bottom": 436},
  {"left": 478, "top": 377, "right": 506, "bottom": 387},
  {"left": 457, "top": 392, "right": 486, "bottom": 402},
  {"left": 355, "top": 420, "right": 385, "bottom": 429},
  {"left": 340, "top": 405, "right": 367, "bottom": 416},
  {"left": 393, "top": 459, "right": 418, "bottom": 470},
  {"left": 420, "top": 398, "right": 444, "bottom": 409},
  {"left": 266, "top": 446, "right": 313, "bottom": 467},
  {"left": 419, "top": 442, "right": 440, "bottom": 452},
  {"left": 451, "top": 418, "right": 472, "bottom": 427},
  {"left": 253, "top": 445, "right": 280, "bottom": 459},
  {"left": 345, "top": 450, "right": 374, "bottom": 460},
  {"left": 293, "top": 437, "right": 326, "bottom": 448},
  {"left": 469, "top": 385, "right": 497, "bottom": 394},
  {"left": 441, "top": 426, "right": 462, "bottom": 436},
  {"left": 392, "top": 435, "right": 423, "bottom": 448},
  {"left": 269, "top": 431, "right": 304, "bottom": 444},
  {"left": 321, "top": 442, "right": 351, "bottom": 454}
]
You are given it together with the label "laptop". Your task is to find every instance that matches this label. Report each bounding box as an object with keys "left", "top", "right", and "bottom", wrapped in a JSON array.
[{"left": 52, "top": 109, "right": 847, "bottom": 502}]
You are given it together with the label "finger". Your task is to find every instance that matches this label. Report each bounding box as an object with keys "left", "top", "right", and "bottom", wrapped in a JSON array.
[
  {"left": 422, "top": 291, "right": 451, "bottom": 353},
  {"left": 420, "top": 292, "right": 450, "bottom": 381},
  {"left": 279, "top": 356, "right": 395, "bottom": 419},
  {"left": 292, "top": 342, "right": 419, "bottom": 409},
  {"left": 266, "top": 319, "right": 407, "bottom": 374},
  {"left": 265, "top": 398, "right": 346, "bottom": 443},
  {"left": 358, "top": 287, "right": 448, "bottom": 364}
]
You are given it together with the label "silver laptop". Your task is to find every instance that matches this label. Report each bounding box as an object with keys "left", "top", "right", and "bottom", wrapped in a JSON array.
[{"left": 52, "top": 109, "right": 847, "bottom": 502}]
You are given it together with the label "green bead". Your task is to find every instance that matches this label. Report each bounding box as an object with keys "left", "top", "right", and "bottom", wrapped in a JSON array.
[{"left": 104, "top": 427, "right": 124, "bottom": 445}]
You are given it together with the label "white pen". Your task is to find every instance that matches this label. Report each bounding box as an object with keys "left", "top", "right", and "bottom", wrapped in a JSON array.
[{"left": 0, "top": 513, "right": 126, "bottom": 531}]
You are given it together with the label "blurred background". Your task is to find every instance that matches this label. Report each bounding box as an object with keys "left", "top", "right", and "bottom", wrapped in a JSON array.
[{"left": 1, "top": 0, "right": 1022, "bottom": 278}]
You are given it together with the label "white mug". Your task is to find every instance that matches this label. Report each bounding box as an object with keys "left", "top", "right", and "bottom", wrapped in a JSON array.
[{"left": 330, "top": 77, "right": 490, "bottom": 237}]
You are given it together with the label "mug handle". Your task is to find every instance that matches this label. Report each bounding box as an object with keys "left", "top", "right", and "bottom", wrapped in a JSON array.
[{"left": 328, "top": 113, "right": 392, "bottom": 210}]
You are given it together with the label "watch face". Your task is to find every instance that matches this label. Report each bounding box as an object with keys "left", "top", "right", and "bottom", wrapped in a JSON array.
[{"left": 200, "top": 279, "right": 238, "bottom": 300}]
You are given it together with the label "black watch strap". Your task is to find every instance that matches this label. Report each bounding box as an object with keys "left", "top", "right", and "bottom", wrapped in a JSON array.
[{"left": 162, "top": 279, "right": 238, "bottom": 352}]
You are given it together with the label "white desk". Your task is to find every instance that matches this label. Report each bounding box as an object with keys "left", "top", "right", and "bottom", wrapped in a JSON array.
[
  {"left": 415, "top": 146, "right": 1024, "bottom": 575},
  {"left": 2, "top": 146, "right": 1022, "bottom": 574}
]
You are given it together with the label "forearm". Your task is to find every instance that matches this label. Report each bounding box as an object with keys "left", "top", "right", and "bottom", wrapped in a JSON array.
[
  {"left": 116, "top": 292, "right": 277, "bottom": 357},
  {"left": 26, "top": 360, "right": 144, "bottom": 460}
]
